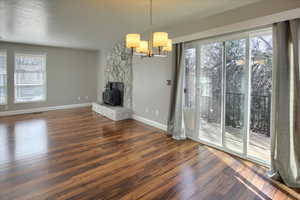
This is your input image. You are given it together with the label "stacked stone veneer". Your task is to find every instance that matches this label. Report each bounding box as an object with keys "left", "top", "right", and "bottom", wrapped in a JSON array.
[{"left": 104, "top": 41, "right": 133, "bottom": 109}]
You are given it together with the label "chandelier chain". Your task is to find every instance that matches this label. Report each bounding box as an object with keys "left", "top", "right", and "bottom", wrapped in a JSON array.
[{"left": 150, "top": 0, "right": 153, "bottom": 26}]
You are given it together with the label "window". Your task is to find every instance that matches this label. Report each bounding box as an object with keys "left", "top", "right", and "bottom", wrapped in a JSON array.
[
  {"left": 0, "top": 51, "right": 7, "bottom": 105},
  {"left": 184, "top": 48, "right": 196, "bottom": 108},
  {"left": 184, "top": 28, "right": 272, "bottom": 165},
  {"left": 199, "top": 77, "right": 212, "bottom": 97},
  {"left": 14, "top": 53, "right": 46, "bottom": 103}
]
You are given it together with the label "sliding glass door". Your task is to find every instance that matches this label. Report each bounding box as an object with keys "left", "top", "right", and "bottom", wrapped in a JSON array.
[
  {"left": 224, "top": 39, "right": 247, "bottom": 155},
  {"left": 197, "top": 42, "right": 223, "bottom": 146},
  {"left": 184, "top": 28, "right": 273, "bottom": 165},
  {"left": 248, "top": 33, "right": 272, "bottom": 163}
]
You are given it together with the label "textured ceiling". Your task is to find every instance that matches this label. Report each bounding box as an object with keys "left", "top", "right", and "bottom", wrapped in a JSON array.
[{"left": 0, "top": 0, "right": 261, "bottom": 50}]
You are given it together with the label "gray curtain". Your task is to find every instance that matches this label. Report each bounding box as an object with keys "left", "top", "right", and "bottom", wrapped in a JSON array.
[
  {"left": 167, "top": 43, "right": 187, "bottom": 140},
  {"left": 269, "top": 19, "right": 300, "bottom": 188}
]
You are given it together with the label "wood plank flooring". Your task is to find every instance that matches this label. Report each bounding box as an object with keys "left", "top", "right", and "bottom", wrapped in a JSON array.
[{"left": 0, "top": 107, "right": 299, "bottom": 200}]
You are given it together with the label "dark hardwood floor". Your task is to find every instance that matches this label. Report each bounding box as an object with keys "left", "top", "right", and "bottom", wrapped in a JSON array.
[{"left": 0, "top": 107, "right": 299, "bottom": 200}]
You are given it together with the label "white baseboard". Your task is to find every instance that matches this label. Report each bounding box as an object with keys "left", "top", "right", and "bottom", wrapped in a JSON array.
[
  {"left": 132, "top": 114, "right": 167, "bottom": 131},
  {"left": 0, "top": 103, "right": 92, "bottom": 117}
]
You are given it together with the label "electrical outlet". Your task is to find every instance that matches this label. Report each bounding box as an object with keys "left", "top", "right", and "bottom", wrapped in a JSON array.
[
  {"left": 145, "top": 108, "right": 149, "bottom": 113},
  {"left": 155, "top": 110, "right": 159, "bottom": 116},
  {"left": 85, "top": 96, "right": 89, "bottom": 100},
  {"left": 77, "top": 96, "right": 81, "bottom": 101}
]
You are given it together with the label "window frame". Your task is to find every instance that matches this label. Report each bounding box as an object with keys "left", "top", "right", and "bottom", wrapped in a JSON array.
[
  {"left": 0, "top": 50, "right": 7, "bottom": 105},
  {"left": 14, "top": 52, "right": 47, "bottom": 104}
]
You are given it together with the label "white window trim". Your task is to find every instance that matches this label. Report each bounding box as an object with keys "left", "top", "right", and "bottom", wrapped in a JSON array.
[
  {"left": 196, "top": 27, "right": 272, "bottom": 46},
  {"left": 14, "top": 52, "right": 47, "bottom": 104},
  {"left": 0, "top": 50, "right": 7, "bottom": 105},
  {"left": 172, "top": 8, "right": 300, "bottom": 44}
]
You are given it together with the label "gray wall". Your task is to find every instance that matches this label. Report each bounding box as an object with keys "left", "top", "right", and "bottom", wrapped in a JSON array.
[
  {"left": 96, "top": 49, "right": 110, "bottom": 102},
  {"left": 0, "top": 42, "right": 98, "bottom": 112},
  {"left": 132, "top": 55, "right": 172, "bottom": 125}
]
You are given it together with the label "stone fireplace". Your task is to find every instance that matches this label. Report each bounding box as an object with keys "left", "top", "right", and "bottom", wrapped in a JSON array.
[
  {"left": 93, "top": 40, "right": 133, "bottom": 121},
  {"left": 104, "top": 41, "right": 133, "bottom": 109}
]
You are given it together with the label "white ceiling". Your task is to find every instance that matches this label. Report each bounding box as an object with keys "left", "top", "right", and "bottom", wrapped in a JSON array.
[{"left": 0, "top": 0, "right": 261, "bottom": 50}]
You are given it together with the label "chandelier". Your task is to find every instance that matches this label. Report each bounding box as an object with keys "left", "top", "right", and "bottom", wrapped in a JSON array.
[{"left": 125, "top": 0, "right": 172, "bottom": 57}]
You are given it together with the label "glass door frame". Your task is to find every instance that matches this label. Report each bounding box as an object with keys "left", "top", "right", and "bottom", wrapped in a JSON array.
[{"left": 187, "top": 27, "right": 272, "bottom": 167}]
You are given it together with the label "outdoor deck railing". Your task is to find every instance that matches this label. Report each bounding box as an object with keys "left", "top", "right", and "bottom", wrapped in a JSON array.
[
  {"left": 225, "top": 92, "right": 271, "bottom": 136},
  {"left": 185, "top": 92, "right": 271, "bottom": 137}
]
